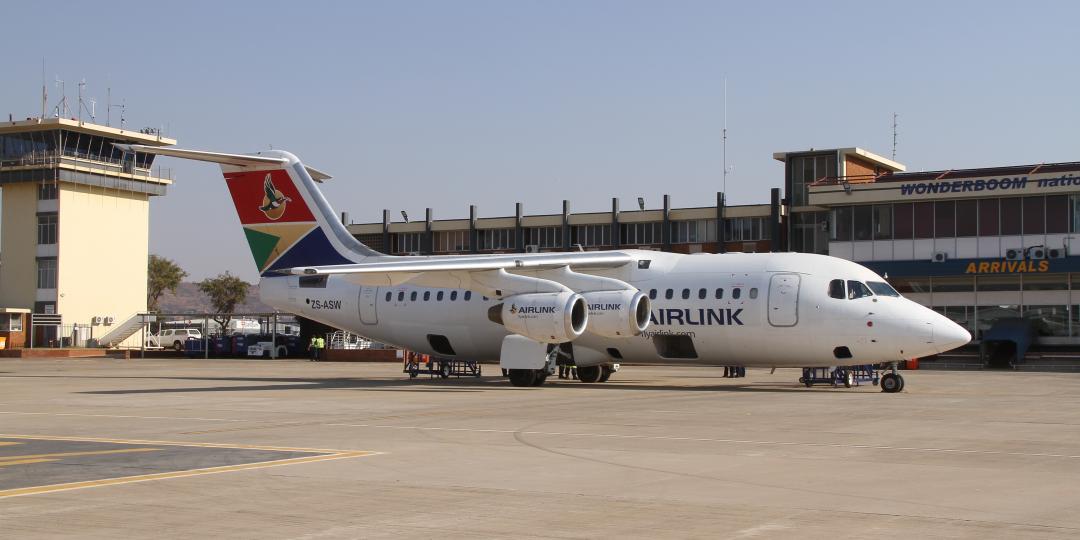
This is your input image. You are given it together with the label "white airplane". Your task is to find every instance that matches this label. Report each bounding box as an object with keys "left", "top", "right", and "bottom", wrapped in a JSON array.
[{"left": 123, "top": 145, "right": 971, "bottom": 392}]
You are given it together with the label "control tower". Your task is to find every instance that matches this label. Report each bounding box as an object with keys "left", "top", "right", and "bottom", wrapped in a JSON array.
[{"left": 0, "top": 117, "right": 176, "bottom": 346}]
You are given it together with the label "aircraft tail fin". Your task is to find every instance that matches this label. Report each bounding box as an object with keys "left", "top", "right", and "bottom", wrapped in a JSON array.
[{"left": 117, "top": 145, "right": 383, "bottom": 276}]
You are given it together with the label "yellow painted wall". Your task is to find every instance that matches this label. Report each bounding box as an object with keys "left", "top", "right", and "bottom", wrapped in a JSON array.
[
  {"left": 57, "top": 183, "right": 149, "bottom": 345},
  {"left": 0, "top": 184, "right": 41, "bottom": 310}
]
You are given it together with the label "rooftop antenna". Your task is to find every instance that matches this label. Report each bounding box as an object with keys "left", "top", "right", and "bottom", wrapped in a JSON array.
[
  {"left": 77, "top": 79, "right": 96, "bottom": 123},
  {"left": 110, "top": 97, "right": 126, "bottom": 129},
  {"left": 722, "top": 77, "right": 728, "bottom": 195},
  {"left": 40, "top": 59, "right": 47, "bottom": 120},
  {"left": 53, "top": 77, "right": 68, "bottom": 118},
  {"left": 892, "top": 112, "right": 898, "bottom": 160}
]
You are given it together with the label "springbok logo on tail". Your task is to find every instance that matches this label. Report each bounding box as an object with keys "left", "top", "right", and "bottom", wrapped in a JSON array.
[{"left": 259, "top": 173, "right": 292, "bottom": 220}]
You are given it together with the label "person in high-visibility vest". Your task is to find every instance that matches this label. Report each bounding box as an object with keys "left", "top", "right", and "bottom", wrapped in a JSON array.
[{"left": 309, "top": 335, "right": 326, "bottom": 361}]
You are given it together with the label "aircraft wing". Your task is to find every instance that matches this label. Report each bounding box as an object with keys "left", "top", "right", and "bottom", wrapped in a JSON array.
[
  {"left": 289, "top": 251, "right": 633, "bottom": 275},
  {"left": 283, "top": 251, "right": 640, "bottom": 295}
]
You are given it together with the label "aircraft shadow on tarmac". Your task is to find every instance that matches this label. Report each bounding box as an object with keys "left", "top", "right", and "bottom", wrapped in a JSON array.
[{"left": 61, "top": 375, "right": 844, "bottom": 395}]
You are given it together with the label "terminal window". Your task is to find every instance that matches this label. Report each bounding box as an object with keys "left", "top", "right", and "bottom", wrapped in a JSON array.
[
  {"left": 393, "top": 233, "right": 423, "bottom": 254},
  {"left": 36, "top": 258, "right": 57, "bottom": 289},
  {"left": 832, "top": 195, "right": 1072, "bottom": 241},
  {"left": 671, "top": 220, "right": 717, "bottom": 243},
  {"left": 434, "top": 230, "right": 470, "bottom": 253},
  {"left": 526, "top": 227, "right": 562, "bottom": 248},
  {"left": 789, "top": 154, "right": 837, "bottom": 207},
  {"left": 0, "top": 313, "right": 22, "bottom": 332},
  {"left": 572, "top": 224, "right": 612, "bottom": 247},
  {"left": 38, "top": 183, "right": 58, "bottom": 200},
  {"left": 37, "top": 214, "right": 57, "bottom": 245},
  {"left": 479, "top": 228, "right": 514, "bottom": 250},
  {"left": 725, "top": 218, "right": 769, "bottom": 242},
  {"left": 620, "top": 222, "right": 663, "bottom": 246}
]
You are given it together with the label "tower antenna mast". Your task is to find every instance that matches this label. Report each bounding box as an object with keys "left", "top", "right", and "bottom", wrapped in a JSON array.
[
  {"left": 40, "top": 59, "right": 47, "bottom": 120},
  {"left": 892, "top": 112, "right": 898, "bottom": 160},
  {"left": 722, "top": 78, "right": 728, "bottom": 195}
]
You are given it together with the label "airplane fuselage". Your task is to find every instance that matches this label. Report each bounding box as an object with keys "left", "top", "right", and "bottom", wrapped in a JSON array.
[{"left": 261, "top": 250, "right": 966, "bottom": 368}]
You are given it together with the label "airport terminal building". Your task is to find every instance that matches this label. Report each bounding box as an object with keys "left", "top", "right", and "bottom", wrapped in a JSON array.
[{"left": 348, "top": 146, "right": 1080, "bottom": 346}]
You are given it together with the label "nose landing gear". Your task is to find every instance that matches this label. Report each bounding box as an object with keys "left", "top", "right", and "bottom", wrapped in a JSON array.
[{"left": 880, "top": 363, "right": 905, "bottom": 393}]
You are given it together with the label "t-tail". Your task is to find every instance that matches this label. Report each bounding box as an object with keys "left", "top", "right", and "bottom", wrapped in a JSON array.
[{"left": 115, "top": 145, "right": 382, "bottom": 275}]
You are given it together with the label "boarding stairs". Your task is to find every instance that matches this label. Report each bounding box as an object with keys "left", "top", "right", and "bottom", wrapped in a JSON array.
[
  {"left": 328, "top": 330, "right": 371, "bottom": 350},
  {"left": 97, "top": 313, "right": 156, "bottom": 348}
]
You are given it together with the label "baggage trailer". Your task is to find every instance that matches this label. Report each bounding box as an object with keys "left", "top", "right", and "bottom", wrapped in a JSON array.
[
  {"left": 800, "top": 365, "right": 878, "bottom": 388},
  {"left": 404, "top": 353, "right": 482, "bottom": 379}
]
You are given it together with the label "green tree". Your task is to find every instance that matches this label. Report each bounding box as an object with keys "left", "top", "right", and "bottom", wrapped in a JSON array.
[
  {"left": 147, "top": 255, "right": 187, "bottom": 312},
  {"left": 197, "top": 272, "right": 250, "bottom": 333}
]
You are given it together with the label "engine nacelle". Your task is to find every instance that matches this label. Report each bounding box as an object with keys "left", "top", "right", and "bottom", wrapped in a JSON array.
[
  {"left": 582, "top": 290, "right": 650, "bottom": 338},
  {"left": 488, "top": 292, "right": 587, "bottom": 343}
]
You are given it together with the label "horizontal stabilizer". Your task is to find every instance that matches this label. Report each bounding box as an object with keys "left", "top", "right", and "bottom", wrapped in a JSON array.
[{"left": 113, "top": 144, "right": 287, "bottom": 167}]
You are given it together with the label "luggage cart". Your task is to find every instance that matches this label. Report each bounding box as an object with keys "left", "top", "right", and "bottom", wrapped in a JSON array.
[
  {"left": 404, "top": 354, "right": 482, "bottom": 379},
  {"left": 800, "top": 365, "right": 877, "bottom": 388}
]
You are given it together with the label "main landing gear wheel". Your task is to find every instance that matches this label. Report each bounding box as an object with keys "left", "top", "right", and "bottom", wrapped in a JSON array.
[
  {"left": 598, "top": 366, "right": 613, "bottom": 383},
  {"left": 508, "top": 369, "right": 537, "bottom": 387},
  {"left": 880, "top": 372, "right": 905, "bottom": 393},
  {"left": 843, "top": 370, "right": 855, "bottom": 388},
  {"left": 577, "top": 365, "right": 602, "bottom": 383}
]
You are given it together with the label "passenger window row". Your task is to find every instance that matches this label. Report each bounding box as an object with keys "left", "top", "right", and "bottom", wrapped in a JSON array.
[
  {"left": 647, "top": 287, "right": 758, "bottom": 301},
  {"left": 386, "top": 290, "right": 480, "bottom": 303}
]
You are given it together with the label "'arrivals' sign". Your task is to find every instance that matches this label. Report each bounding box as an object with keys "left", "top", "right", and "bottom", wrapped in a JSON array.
[{"left": 964, "top": 260, "right": 1049, "bottom": 274}]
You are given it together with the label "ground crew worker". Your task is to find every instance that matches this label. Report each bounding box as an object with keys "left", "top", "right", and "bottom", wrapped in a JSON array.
[
  {"left": 314, "top": 335, "right": 325, "bottom": 361},
  {"left": 309, "top": 336, "right": 319, "bottom": 361}
]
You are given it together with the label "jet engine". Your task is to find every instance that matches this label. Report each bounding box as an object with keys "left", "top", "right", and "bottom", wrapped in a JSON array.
[
  {"left": 488, "top": 292, "right": 587, "bottom": 343},
  {"left": 581, "top": 290, "right": 651, "bottom": 337}
]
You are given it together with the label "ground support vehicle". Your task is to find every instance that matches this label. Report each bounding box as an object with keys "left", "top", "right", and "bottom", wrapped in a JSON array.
[{"left": 404, "top": 355, "right": 482, "bottom": 379}]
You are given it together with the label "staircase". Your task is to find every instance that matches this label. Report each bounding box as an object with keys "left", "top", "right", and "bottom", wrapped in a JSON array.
[
  {"left": 97, "top": 314, "right": 156, "bottom": 348},
  {"left": 328, "top": 331, "right": 371, "bottom": 350}
]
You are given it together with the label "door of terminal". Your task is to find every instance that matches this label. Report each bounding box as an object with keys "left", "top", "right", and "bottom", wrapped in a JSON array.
[{"left": 359, "top": 286, "right": 379, "bottom": 325}]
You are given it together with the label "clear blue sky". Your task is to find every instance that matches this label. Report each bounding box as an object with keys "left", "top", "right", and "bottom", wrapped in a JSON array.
[{"left": 3, "top": 1, "right": 1078, "bottom": 281}]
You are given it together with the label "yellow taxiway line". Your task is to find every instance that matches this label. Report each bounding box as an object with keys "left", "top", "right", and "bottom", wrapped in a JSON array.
[
  {"left": 0, "top": 434, "right": 378, "bottom": 500},
  {"left": 0, "top": 447, "right": 160, "bottom": 468},
  {"left": 0, "top": 433, "right": 359, "bottom": 454}
]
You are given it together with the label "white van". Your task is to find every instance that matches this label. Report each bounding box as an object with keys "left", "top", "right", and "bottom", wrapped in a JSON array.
[{"left": 149, "top": 328, "right": 203, "bottom": 351}]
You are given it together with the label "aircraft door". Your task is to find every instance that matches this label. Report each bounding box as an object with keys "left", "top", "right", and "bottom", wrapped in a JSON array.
[
  {"left": 287, "top": 276, "right": 298, "bottom": 303},
  {"left": 359, "top": 286, "right": 379, "bottom": 325},
  {"left": 768, "top": 273, "right": 800, "bottom": 327}
]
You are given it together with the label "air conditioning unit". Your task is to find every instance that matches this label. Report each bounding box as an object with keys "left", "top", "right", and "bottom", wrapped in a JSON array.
[
  {"left": 91, "top": 316, "right": 103, "bottom": 326},
  {"left": 1049, "top": 247, "right": 1067, "bottom": 259},
  {"left": 525, "top": 244, "right": 540, "bottom": 253},
  {"left": 104, "top": 316, "right": 115, "bottom": 326},
  {"left": 1028, "top": 246, "right": 1047, "bottom": 260},
  {"left": 931, "top": 251, "right": 948, "bottom": 263},
  {"left": 1005, "top": 248, "right": 1025, "bottom": 261}
]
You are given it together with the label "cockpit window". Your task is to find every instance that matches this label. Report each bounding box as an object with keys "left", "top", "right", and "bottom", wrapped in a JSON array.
[
  {"left": 847, "top": 280, "right": 873, "bottom": 299},
  {"left": 867, "top": 281, "right": 901, "bottom": 297},
  {"left": 828, "top": 279, "right": 845, "bottom": 299}
]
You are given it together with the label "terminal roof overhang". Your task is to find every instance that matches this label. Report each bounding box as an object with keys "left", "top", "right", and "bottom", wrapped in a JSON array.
[
  {"left": 863, "top": 161, "right": 1080, "bottom": 183},
  {"left": 773, "top": 147, "right": 906, "bottom": 173},
  {"left": 0, "top": 117, "right": 176, "bottom": 146}
]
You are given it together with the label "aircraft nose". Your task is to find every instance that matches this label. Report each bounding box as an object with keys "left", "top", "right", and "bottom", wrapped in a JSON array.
[{"left": 933, "top": 316, "right": 971, "bottom": 353}]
